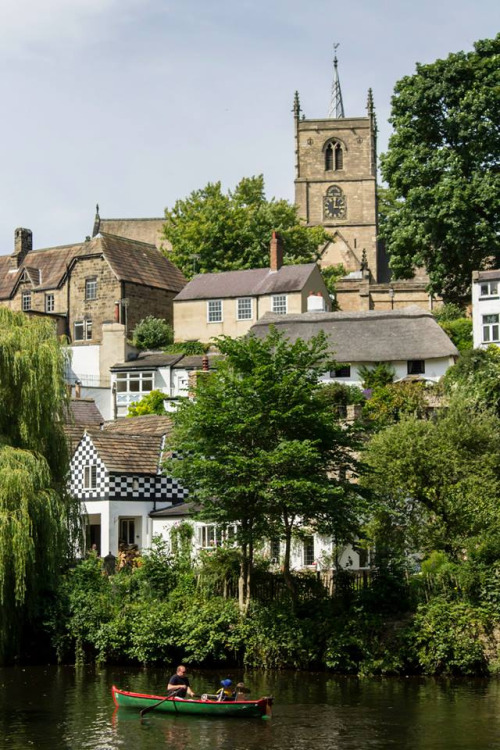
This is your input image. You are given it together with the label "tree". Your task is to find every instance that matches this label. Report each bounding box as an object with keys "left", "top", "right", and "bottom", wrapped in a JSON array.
[
  {"left": 127, "top": 390, "right": 167, "bottom": 417},
  {"left": 380, "top": 35, "right": 500, "bottom": 302},
  {"left": 0, "top": 309, "right": 79, "bottom": 662},
  {"left": 165, "top": 329, "right": 363, "bottom": 611},
  {"left": 443, "top": 346, "right": 500, "bottom": 413},
  {"left": 363, "top": 401, "right": 500, "bottom": 560},
  {"left": 162, "top": 175, "right": 330, "bottom": 280},
  {"left": 132, "top": 316, "right": 173, "bottom": 350}
]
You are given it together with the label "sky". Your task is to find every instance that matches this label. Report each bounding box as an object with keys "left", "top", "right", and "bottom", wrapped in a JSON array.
[{"left": 0, "top": 0, "right": 497, "bottom": 254}]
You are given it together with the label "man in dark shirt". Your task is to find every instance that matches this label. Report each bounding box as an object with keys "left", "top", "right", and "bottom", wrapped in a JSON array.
[{"left": 167, "top": 665, "right": 195, "bottom": 698}]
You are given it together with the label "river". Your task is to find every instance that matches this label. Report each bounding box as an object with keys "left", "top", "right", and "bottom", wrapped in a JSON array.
[{"left": 1, "top": 666, "right": 500, "bottom": 749}]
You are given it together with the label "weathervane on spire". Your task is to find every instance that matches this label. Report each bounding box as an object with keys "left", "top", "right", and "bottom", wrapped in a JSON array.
[{"left": 328, "top": 43, "right": 345, "bottom": 119}]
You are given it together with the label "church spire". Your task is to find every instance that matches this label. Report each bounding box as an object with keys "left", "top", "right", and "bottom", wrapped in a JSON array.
[{"left": 328, "top": 43, "right": 345, "bottom": 119}]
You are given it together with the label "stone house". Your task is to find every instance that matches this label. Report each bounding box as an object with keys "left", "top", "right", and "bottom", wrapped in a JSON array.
[
  {"left": 173, "top": 233, "right": 331, "bottom": 343},
  {"left": 472, "top": 269, "right": 500, "bottom": 349},
  {"left": 0, "top": 227, "right": 186, "bottom": 418},
  {"left": 249, "top": 307, "right": 458, "bottom": 386}
]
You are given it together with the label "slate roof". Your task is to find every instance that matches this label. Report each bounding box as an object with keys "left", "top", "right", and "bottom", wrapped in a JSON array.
[
  {"left": 174, "top": 263, "right": 318, "bottom": 301},
  {"left": 249, "top": 307, "right": 459, "bottom": 362},
  {"left": 102, "top": 414, "right": 174, "bottom": 437},
  {"left": 150, "top": 501, "right": 199, "bottom": 518},
  {"left": 0, "top": 233, "right": 186, "bottom": 300},
  {"left": 110, "top": 352, "right": 184, "bottom": 371},
  {"left": 476, "top": 269, "right": 500, "bottom": 281},
  {"left": 63, "top": 398, "right": 105, "bottom": 451},
  {"left": 110, "top": 352, "right": 222, "bottom": 371},
  {"left": 86, "top": 430, "right": 164, "bottom": 474}
]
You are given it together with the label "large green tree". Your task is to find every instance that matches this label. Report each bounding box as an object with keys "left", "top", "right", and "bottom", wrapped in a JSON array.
[
  {"left": 165, "top": 329, "right": 363, "bottom": 611},
  {"left": 363, "top": 402, "right": 500, "bottom": 561},
  {"left": 162, "top": 175, "right": 330, "bottom": 279},
  {"left": 0, "top": 309, "right": 79, "bottom": 662},
  {"left": 380, "top": 35, "right": 500, "bottom": 302}
]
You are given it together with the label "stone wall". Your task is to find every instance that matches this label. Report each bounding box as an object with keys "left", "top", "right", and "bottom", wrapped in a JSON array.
[{"left": 68, "top": 255, "right": 121, "bottom": 345}]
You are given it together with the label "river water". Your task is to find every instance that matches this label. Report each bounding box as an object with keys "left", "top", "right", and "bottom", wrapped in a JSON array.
[{"left": 1, "top": 666, "right": 500, "bottom": 749}]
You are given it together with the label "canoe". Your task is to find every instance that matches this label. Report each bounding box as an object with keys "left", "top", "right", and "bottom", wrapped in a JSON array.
[{"left": 111, "top": 685, "right": 273, "bottom": 718}]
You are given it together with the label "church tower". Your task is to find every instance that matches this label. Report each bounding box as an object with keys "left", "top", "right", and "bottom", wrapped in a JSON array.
[{"left": 294, "top": 49, "right": 379, "bottom": 280}]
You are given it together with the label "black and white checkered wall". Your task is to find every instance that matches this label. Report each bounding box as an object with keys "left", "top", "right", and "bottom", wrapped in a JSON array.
[{"left": 69, "top": 432, "right": 189, "bottom": 503}]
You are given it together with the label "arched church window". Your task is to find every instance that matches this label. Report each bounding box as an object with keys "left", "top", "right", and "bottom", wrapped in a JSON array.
[{"left": 325, "top": 140, "right": 343, "bottom": 171}]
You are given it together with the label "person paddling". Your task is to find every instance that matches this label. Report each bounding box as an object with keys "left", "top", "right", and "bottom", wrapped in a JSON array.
[{"left": 167, "top": 665, "right": 195, "bottom": 698}]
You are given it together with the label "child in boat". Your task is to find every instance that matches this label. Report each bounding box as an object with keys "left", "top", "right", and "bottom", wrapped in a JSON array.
[
  {"left": 216, "top": 679, "right": 235, "bottom": 701},
  {"left": 235, "top": 682, "right": 250, "bottom": 700}
]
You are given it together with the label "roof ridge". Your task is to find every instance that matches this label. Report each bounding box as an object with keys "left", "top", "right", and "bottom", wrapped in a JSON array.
[
  {"left": 99, "top": 232, "right": 158, "bottom": 250},
  {"left": 100, "top": 217, "right": 164, "bottom": 222}
]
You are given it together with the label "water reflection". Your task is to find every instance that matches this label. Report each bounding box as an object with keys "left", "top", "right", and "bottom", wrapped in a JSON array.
[{"left": 2, "top": 666, "right": 500, "bottom": 749}]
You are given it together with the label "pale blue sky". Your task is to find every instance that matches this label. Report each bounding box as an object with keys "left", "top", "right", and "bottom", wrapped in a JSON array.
[{"left": 0, "top": 0, "right": 497, "bottom": 253}]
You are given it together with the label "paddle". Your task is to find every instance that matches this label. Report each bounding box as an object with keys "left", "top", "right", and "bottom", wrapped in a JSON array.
[{"left": 140, "top": 688, "right": 184, "bottom": 717}]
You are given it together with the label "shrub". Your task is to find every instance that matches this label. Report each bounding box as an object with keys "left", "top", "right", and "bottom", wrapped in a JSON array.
[{"left": 132, "top": 316, "right": 173, "bottom": 350}]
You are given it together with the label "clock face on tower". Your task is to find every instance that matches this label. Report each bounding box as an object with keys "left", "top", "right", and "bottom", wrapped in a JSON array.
[{"left": 323, "top": 185, "right": 347, "bottom": 220}]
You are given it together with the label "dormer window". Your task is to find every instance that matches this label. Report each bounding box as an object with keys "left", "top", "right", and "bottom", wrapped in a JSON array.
[
  {"left": 22, "top": 291, "right": 32, "bottom": 311},
  {"left": 325, "top": 140, "right": 343, "bottom": 171},
  {"left": 85, "top": 278, "right": 97, "bottom": 301}
]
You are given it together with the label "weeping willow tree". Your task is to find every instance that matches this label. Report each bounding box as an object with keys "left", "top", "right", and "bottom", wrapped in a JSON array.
[{"left": 0, "top": 308, "right": 79, "bottom": 662}]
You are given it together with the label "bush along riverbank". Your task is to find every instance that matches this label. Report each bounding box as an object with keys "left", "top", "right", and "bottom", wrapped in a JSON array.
[{"left": 41, "top": 539, "right": 500, "bottom": 677}]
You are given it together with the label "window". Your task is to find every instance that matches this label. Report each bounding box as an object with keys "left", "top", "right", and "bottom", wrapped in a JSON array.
[
  {"left": 407, "top": 360, "right": 425, "bottom": 375},
  {"left": 115, "top": 371, "right": 154, "bottom": 406},
  {"left": 74, "top": 319, "right": 92, "bottom": 341},
  {"left": 303, "top": 536, "right": 315, "bottom": 566},
  {"left": 272, "top": 295, "right": 287, "bottom": 315},
  {"left": 85, "top": 278, "right": 97, "bottom": 300},
  {"left": 270, "top": 539, "right": 280, "bottom": 563},
  {"left": 325, "top": 140, "right": 343, "bottom": 171},
  {"left": 22, "top": 291, "right": 31, "bottom": 311},
  {"left": 331, "top": 365, "right": 351, "bottom": 378},
  {"left": 45, "top": 293, "right": 54, "bottom": 313},
  {"left": 132, "top": 478, "right": 139, "bottom": 492},
  {"left": 119, "top": 518, "right": 135, "bottom": 546},
  {"left": 237, "top": 297, "right": 252, "bottom": 321},
  {"left": 483, "top": 314, "right": 500, "bottom": 343},
  {"left": 197, "top": 524, "right": 238, "bottom": 549},
  {"left": 480, "top": 281, "right": 498, "bottom": 298},
  {"left": 84, "top": 464, "right": 97, "bottom": 489},
  {"left": 207, "top": 299, "right": 223, "bottom": 323}
]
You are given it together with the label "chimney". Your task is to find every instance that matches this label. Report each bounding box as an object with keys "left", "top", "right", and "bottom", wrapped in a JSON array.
[
  {"left": 202, "top": 355, "right": 209, "bottom": 372},
  {"left": 11, "top": 228, "right": 32, "bottom": 269},
  {"left": 270, "top": 231, "right": 283, "bottom": 272},
  {"left": 74, "top": 380, "right": 82, "bottom": 399}
]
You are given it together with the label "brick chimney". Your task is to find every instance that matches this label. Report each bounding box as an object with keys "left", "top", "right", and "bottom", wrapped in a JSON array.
[
  {"left": 270, "top": 231, "right": 283, "bottom": 272},
  {"left": 10, "top": 228, "right": 32, "bottom": 270}
]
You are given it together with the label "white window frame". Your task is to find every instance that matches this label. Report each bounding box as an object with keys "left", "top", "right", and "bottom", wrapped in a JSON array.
[
  {"left": 207, "top": 299, "right": 223, "bottom": 323},
  {"left": 482, "top": 314, "right": 500, "bottom": 343},
  {"left": 74, "top": 320, "right": 92, "bottom": 341},
  {"left": 272, "top": 294, "right": 288, "bottom": 315},
  {"left": 85, "top": 277, "right": 98, "bottom": 301},
  {"left": 479, "top": 281, "right": 499, "bottom": 298},
  {"left": 22, "top": 291, "right": 32, "bottom": 311},
  {"left": 197, "top": 524, "right": 238, "bottom": 549},
  {"left": 115, "top": 370, "right": 155, "bottom": 406},
  {"left": 84, "top": 464, "right": 97, "bottom": 490},
  {"left": 45, "top": 293, "right": 55, "bottom": 313},
  {"left": 303, "top": 536, "right": 315, "bottom": 566},
  {"left": 237, "top": 297, "right": 253, "bottom": 321}
]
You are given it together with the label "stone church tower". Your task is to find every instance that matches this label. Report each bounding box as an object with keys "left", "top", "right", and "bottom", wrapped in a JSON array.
[{"left": 293, "top": 53, "right": 381, "bottom": 281}]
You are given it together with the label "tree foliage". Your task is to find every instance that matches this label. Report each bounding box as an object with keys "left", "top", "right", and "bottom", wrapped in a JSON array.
[
  {"left": 162, "top": 175, "right": 330, "bottom": 279},
  {"left": 165, "top": 329, "right": 364, "bottom": 610},
  {"left": 131, "top": 316, "right": 173, "bottom": 350},
  {"left": 127, "top": 390, "right": 167, "bottom": 417},
  {"left": 380, "top": 35, "right": 500, "bottom": 302},
  {"left": 443, "top": 345, "right": 500, "bottom": 413},
  {"left": 363, "top": 401, "right": 500, "bottom": 559},
  {"left": 0, "top": 309, "right": 79, "bottom": 662}
]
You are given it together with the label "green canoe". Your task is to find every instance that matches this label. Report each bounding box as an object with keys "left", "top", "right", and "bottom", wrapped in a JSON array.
[{"left": 112, "top": 685, "right": 273, "bottom": 718}]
